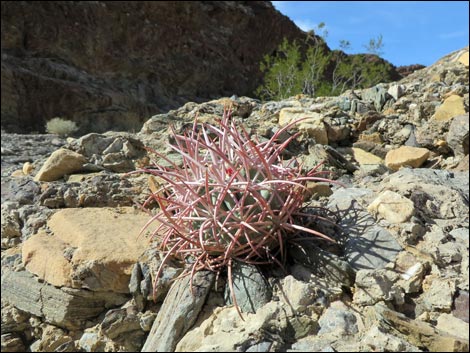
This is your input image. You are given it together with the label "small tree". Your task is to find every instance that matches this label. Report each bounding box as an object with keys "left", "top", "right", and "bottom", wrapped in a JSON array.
[
  {"left": 255, "top": 39, "right": 303, "bottom": 101},
  {"left": 364, "top": 34, "right": 384, "bottom": 56}
]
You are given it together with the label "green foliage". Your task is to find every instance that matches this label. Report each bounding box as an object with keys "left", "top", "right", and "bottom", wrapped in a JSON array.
[
  {"left": 45, "top": 117, "right": 78, "bottom": 136},
  {"left": 363, "top": 34, "right": 384, "bottom": 56},
  {"left": 255, "top": 38, "right": 304, "bottom": 101},
  {"left": 256, "top": 27, "right": 394, "bottom": 100}
]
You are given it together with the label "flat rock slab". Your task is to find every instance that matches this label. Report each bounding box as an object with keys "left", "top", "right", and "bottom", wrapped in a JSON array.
[
  {"left": 22, "top": 207, "right": 150, "bottom": 293},
  {"left": 328, "top": 188, "right": 402, "bottom": 271},
  {"left": 1, "top": 269, "right": 127, "bottom": 330},
  {"left": 142, "top": 270, "right": 215, "bottom": 352},
  {"left": 385, "top": 146, "right": 430, "bottom": 171}
]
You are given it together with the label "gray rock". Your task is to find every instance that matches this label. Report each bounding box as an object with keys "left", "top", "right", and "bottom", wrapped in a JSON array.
[
  {"left": 362, "top": 85, "right": 391, "bottom": 112},
  {"left": 1, "top": 269, "right": 128, "bottom": 329},
  {"left": 453, "top": 290, "right": 469, "bottom": 323},
  {"left": 100, "top": 307, "right": 142, "bottom": 340},
  {"left": 224, "top": 262, "right": 272, "bottom": 314},
  {"left": 446, "top": 114, "right": 469, "bottom": 156},
  {"left": 318, "top": 302, "right": 358, "bottom": 335},
  {"left": 328, "top": 188, "right": 402, "bottom": 270},
  {"left": 288, "top": 242, "right": 355, "bottom": 288},
  {"left": 141, "top": 270, "right": 215, "bottom": 352},
  {"left": 245, "top": 341, "right": 274, "bottom": 352}
]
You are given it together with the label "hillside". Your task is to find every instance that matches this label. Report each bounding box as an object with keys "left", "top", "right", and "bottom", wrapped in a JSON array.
[{"left": 1, "top": 1, "right": 399, "bottom": 135}]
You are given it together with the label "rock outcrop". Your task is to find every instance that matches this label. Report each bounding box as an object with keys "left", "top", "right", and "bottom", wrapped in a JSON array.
[{"left": 1, "top": 47, "right": 468, "bottom": 352}]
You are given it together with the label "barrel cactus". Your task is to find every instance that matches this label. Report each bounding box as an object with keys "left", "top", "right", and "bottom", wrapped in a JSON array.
[{"left": 136, "top": 109, "right": 336, "bottom": 315}]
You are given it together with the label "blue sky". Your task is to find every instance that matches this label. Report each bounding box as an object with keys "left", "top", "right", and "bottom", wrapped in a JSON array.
[{"left": 272, "top": 1, "right": 469, "bottom": 67}]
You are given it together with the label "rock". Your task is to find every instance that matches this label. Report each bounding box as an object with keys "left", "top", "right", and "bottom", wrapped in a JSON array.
[
  {"left": 420, "top": 277, "right": 456, "bottom": 312},
  {"left": 437, "top": 313, "right": 469, "bottom": 340},
  {"left": 305, "top": 182, "right": 333, "bottom": 200},
  {"left": 384, "top": 169, "right": 469, "bottom": 223},
  {"left": 387, "top": 84, "right": 405, "bottom": 101},
  {"left": 446, "top": 114, "right": 469, "bottom": 156},
  {"left": 1, "top": 204, "right": 21, "bottom": 249},
  {"left": 288, "top": 242, "right": 355, "bottom": 288},
  {"left": 318, "top": 301, "right": 358, "bottom": 335},
  {"left": 100, "top": 306, "right": 143, "bottom": 341},
  {"left": 22, "top": 162, "right": 34, "bottom": 175},
  {"left": 279, "top": 108, "right": 328, "bottom": 145},
  {"left": 367, "top": 304, "right": 469, "bottom": 352},
  {"left": 385, "top": 146, "right": 430, "bottom": 170},
  {"left": 327, "top": 188, "right": 402, "bottom": 270},
  {"left": 432, "top": 95, "right": 466, "bottom": 122},
  {"left": 360, "top": 326, "right": 422, "bottom": 352},
  {"left": 354, "top": 269, "right": 404, "bottom": 306},
  {"left": 1, "top": 269, "right": 128, "bottom": 330},
  {"left": 35, "top": 324, "right": 74, "bottom": 352},
  {"left": 277, "top": 275, "right": 328, "bottom": 314},
  {"left": 176, "top": 300, "right": 310, "bottom": 352},
  {"left": 368, "top": 190, "right": 415, "bottom": 224},
  {"left": 22, "top": 207, "right": 149, "bottom": 292},
  {"left": 34, "top": 148, "right": 87, "bottom": 182},
  {"left": 142, "top": 270, "right": 215, "bottom": 352},
  {"left": 453, "top": 291, "right": 469, "bottom": 323},
  {"left": 1, "top": 333, "right": 25, "bottom": 352},
  {"left": 350, "top": 147, "right": 383, "bottom": 165},
  {"left": 362, "top": 85, "right": 390, "bottom": 112},
  {"left": 224, "top": 262, "right": 272, "bottom": 314}
]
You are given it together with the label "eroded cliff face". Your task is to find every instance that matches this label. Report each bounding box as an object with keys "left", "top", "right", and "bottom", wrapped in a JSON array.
[{"left": 1, "top": 1, "right": 305, "bottom": 133}]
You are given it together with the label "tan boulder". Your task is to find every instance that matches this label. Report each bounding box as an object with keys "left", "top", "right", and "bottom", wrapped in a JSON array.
[
  {"left": 385, "top": 146, "right": 430, "bottom": 171},
  {"left": 368, "top": 190, "right": 415, "bottom": 224},
  {"left": 22, "top": 207, "right": 151, "bottom": 293},
  {"left": 279, "top": 108, "right": 328, "bottom": 145},
  {"left": 432, "top": 95, "right": 466, "bottom": 122},
  {"left": 34, "top": 148, "right": 87, "bottom": 182}
]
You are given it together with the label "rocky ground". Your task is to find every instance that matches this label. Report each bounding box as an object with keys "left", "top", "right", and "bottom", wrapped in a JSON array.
[{"left": 1, "top": 48, "right": 469, "bottom": 352}]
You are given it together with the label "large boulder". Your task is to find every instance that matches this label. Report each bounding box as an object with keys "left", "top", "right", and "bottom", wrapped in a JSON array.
[{"left": 22, "top": 207, "right": 150, "bottom": 293}]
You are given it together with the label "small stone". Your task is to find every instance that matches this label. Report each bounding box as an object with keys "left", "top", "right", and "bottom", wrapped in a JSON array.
[
  {"left": 224, "top": 262, "right": 272, "bottom": 314},
  {"left": 368, "top": 190, "right": 415, "bottom": 224},
  {"left": 385, "top": 146, "right": 430, "bottom": 171},
  {"left": 436, "top": 313, "right": 469, "bottom": 340},
  {"left": 318, "top": 301, "right": 358, "bottom": 335},
  {"left": 452, "top": 290, "right": 469, "bottom": 323},
  {"left": 279, "top": 108, "right": 328, "bottom": 144},
  {"left": 34, "top": 148, "right": 87, "bottom": 182},
  {"left": 22, "top": 162, "right": 34, "bottom": 175},
  {"left": 387, "top": 84, "right": 405, "bottom": 101},
  {"left": 351, "top": 147, "right": 383, "bottom": 165},
  {"left": 446, "top": 114, "right": 469, "bottom": 156}
]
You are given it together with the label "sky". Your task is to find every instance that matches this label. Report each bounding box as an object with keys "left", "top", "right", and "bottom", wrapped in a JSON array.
[{"left": 271, "top": 1, "right": 469, "bottom": 67}]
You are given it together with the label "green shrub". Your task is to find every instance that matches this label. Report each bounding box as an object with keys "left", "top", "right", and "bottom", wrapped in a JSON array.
[{"left": 45, "top": 117, "right": 79, "bottom": 136}]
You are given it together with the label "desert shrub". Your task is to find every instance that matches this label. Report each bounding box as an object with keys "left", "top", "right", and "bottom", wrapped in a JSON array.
[
  {"left": 45, "top": 117, "right": 78, "bottom": 136},
  {"left": 133, "top": 109, "right": 337, "bottom": 316}
]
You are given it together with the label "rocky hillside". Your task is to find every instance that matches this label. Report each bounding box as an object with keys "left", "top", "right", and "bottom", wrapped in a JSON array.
[
  {"left": 1, "top": 1, "right": 399, "bottom": 135},
  {"left": 1, "top": 1, "right": 307, "bottom": 134},
  {"left": 1, "top": 48, "right": 468, "bottom": 352}
]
